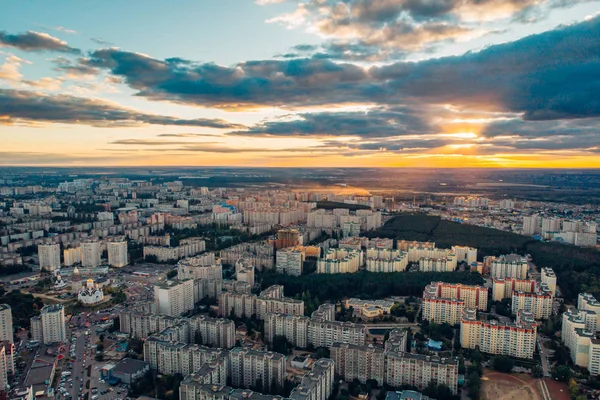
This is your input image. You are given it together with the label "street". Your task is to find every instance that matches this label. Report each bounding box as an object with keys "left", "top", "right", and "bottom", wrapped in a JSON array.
[{"left": 537, "top": 334, "right": 552, "bottom": 378}]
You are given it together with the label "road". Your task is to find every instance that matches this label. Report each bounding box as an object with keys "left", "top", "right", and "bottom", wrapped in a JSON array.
[
  {"left": 366, "top": 322, "right": 419, "bottom": 330},
  {"left": 537, "top": 334, "right": 552, "bottom": 378},
  {"left": 70, "top": 330, "right": 88, "bottom": 399}
]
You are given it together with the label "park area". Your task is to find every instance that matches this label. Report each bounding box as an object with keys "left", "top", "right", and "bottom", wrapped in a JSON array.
[{"left": 481, "top": 371, "right": 569, "bottom": 400}]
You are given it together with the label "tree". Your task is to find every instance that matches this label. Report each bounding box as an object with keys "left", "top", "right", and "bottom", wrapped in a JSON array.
[
  {"left": 166, "top": 270, "right": 177, "bottom": 279},
  {"left": 492, "top": 356, "right": 515, "bottom": 373},
  {"left": 316, "top": 347, "right": 330, "bottom": 359},
  {"left": 552, "top": 365, "right": 572, "bottom": 382},
  {"left": 532, "top": 365, "right": 544, "bottom": 378},
  {"left": 272, "top": 335, "right": 292, "bottom": 355},
  {"left": 568, "top": 379, "right": 580, "bottom": 399},
  {"left": 467, "top": 371, "right": 482, "bottom": 400}
]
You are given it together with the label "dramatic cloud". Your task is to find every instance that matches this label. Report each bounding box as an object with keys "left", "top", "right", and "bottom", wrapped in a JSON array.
[
  {"left": 0, "top": 30, "right": 80, "bottom": 54},
  {"left": 0, "top": 89, "right": 246, "bottom": 129},
  {"left": 0, "top": 55, "right": 29, "bottom": 83},
  {"left": 81, "top": 17, "right": 600, "bottom": 122},
  {"left": 229, "top": 106, "right": 432, "bottom": 138}
]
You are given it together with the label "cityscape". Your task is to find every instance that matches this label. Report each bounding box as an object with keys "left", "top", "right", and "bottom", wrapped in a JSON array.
[
  {"left": 0, "top": 168, "right": 598, "bottom": 400},
  {"left": 2, "top": 1, "right": 600, "bottom": 400}
]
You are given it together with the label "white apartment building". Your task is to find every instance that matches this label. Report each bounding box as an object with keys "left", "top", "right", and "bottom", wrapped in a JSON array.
[
  {"left": 108, "top": 239, "right": 128, "bottom": 268},
  {"left": 317, "top": 248, "right": 363, "bottom": 274},
  {"left": 418, "top": 256, "right": 457, "bottom": 272},
  {"left": 190, "top": 315, "right": 236, "bottom": 349},
  {"left": 63, "top": 247, "right": 82, "bottom": 266},
  {"left": 307, "top": 319, "right": 366, "bottom": 348},
  {"left": 562, "top": 308, "right": 600, "bottom": 375},
  {"left": 38, "top": 243, "right": 60, "bottom": 271},
  {"left": 492, "top": 277, "right": 537, "bottom": 301},
  {"left": 81, "top": 239, "right": 101, "bottom": 268},
  {"left": 490, "top": 254, "right": 528, "bottom": 279},
  {"left": 511, "top": 284, "right": 553, "bottom": 320},
  {"left": 235, "top": 261, "right": 255, "bottom": 287},
  {"left": 331, "top": 343, "right": 385, "bottom": 385},
  {"left": 0, "top": 341, "right": 14, "bottom": 391},
  {"left": 577, "top": 293, "right": 600, "bottom": 331},
  {"left": 384, "top": 352, "right": 458, "bottom": 395},
  {"left": 406, "top": 247, "right": 450, "bottom": 263},
  {"left": 264, "top": 313, "right": 310, "bottom": 348},
  {"left": 522, "top": 215, "right": 541, "bottom": 236},
  {"left": 0, "top": 305, "right": 13, "bottom": 344},
  {"left": 289, "top": 358, "right": 335, "bottom": 400},
  {"left": 460, "top": 308, "right": 537, "bottom": 359},
  {"left": 422, "top": 297, "right": 464, "bottom": 326},
  {"left": 276, "top": 247, "right": 305, "bottom": 276},
  {"left": 229, "top": 347, "right": 286, "bottom": 392},
  {"left": 365, "top": 248, "right": 408, "bottom": 273},
  {"left": 177, "top": 253, "right": 222, "bottom": 280},
  {"left": 451, "top": 246, "right": 478, "bottom": 264},
  {"left": 31, "top": 304, "right": 67, "bottom": 344},
  {"left": 154, "top": 280, "right": 195, "bottom": 317},
  {"left": 143, "top": 336, "right": 228, "bottom": 376}
]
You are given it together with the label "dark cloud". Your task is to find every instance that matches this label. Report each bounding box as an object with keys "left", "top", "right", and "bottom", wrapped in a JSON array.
[
  {"left": 81, "top": 17, "right": 600, "bottom": 122},
  {"left": 0, "top": 89, "right": 246, "bottom": 129},
  {"left": 52, "top": 57, "right": 99, "bottom": 77},
  {"left": 157, "top": 133, "right": 223, "bottom": 138},
  {"left": 0, "top": 30, "right": 80, "bottom": 54},
  {"left": 229, "top": 106, "right": 431, "bottom": 138}
]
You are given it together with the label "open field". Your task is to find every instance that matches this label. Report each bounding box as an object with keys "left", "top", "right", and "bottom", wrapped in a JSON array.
[{"left": 482, "top": 372, "right": 543, "bottom": 400}]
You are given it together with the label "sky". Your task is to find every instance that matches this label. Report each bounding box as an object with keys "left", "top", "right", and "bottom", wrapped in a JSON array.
[{"left": 1, "top": 0, "right": 600, "bottom": 168}]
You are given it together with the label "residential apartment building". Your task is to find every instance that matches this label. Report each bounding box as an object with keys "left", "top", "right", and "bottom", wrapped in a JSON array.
[
  {"left": 317, "top": 248, "right": 363, "bottom": 274},
  {"left": 460, "top": 308, "right": 537, "bottom": 359},
  {"left": 541, "top": 268, "right": 557, "bottom": 296},
  {"left": 0, "top": 305, "right": 13, "bottom": 343},
  {"left": 289, "top": 358, "right": 335, "bottom": 400},
  {"left": 418, "top": 256, "right": 457, "bottom": 273},
  {"left": 177, "top": 253, "right": 222, "bottom": 280},
  {"left": 38, "top": 243, "right": 60, "bottom": 271},
  {"left": 451, "top": 246, "right": 477, "bottom": 264},
  {"left": 578, "top": 293, "right": 600, "bottom": 328},
  {"left": 228, "top": 347, "right": 286, "bottom": 392},
  {"left": 365, "top": 248, "right": 408, "bottom": 273},
  {"left": 30, "top": 304, "right": 67, "bottom": 344},
  {"left": 276, "top": 247, "right": 305, "bottom": 276},
  {"left": 264, "top": 313, "right": 310, "bottom": 348},
  {"left": 143, "top": 336, "right": 228, "bottom": 376},
  {"left": 511, "top": 284, "right": 553, "bottom": 320},
  {"left": 218, "top": 287, "right": 303, "bottom": 320},
  {"left": 562, "top": 308, "right": 600, "bottom": 375},
  {"left": 384, "top": 352, "right": 458, "bottom": 395},
  {"left": 492, "top": 278, "right": 537, "bottom": 301},
  {"left": 154, "top": 280, "right": 195, "bottom": 317},
  {"left": 331, "top": 343, "right": 385, "bottom": 385},
  {"left": 190, "top": 315, "right": 236, "bottom": 349},
  {"left": 307, "top": 319, "right": 366, "bottom": 348},
  {"left": 422, "top": 282, "right": 488, "bottom": 323},
  {"left": 235, "top": 259, "right": 255, "bottom": 286},
  {"left": 81, "top": 239, "right": 101, "bottom": 268},
  {"left": 107, "top": 239, "right": 128, "bottom": 268},
  {"left": 63, "top": 247, "right": 81, "bottom": 266},
  {"left": 0, "top": 341, "right": 15, "bottom": 391},
  {"left": 490, "top": 254, "right": 528, "bottom": 279}
]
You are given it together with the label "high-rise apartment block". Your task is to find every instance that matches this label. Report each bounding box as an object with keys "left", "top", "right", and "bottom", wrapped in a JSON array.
[
  {"left": 63, "top": 247, "right": 82, "bottom": 266},
  {"left": 541, "top": 268, "right": 557, "bottom": 296},
  {"left": 81, "top": 239, "right": 101, "bottom": 268},
  {"left": 264, "top": 313, "right": 309, "bottom": 348},
  {"left": 460, "top": 308, "right": 537, "bottom": 359},
  {"left": 511, "top": 284, "right": 553, "bottom": 320},
  {"left": 562, "top": 308, "right": 600, "bottom": 375},
  {"left": 177, "top": 253, "right": 221, "bottom": 280},
  {"left": 490, "top": 254, "right": 528, "bottom": 279},
  {"left": 451, "top": 246, "right": 478, "bottom": 264},
  {"left": 30, "top": 304, "right": 67, "bottom": 344},
  {"left": 276, "top": 247, "right": 305, "bottom": 276},
  {"left": 0, "top": 305, "right": 12, "bottom": 344},
  {"left": 492, "top": 277, "right": 537, "bottom": 301},
  {"left": 218, "top": 286, "right": 304, "bottom": 320},
  {"left": 154, "top": 280, "right": 195, "bottom": 317},
  {"left": 365, "top": 248, "right": 408, "bottom": 273},
  {"left": 228, "top": 347, "right": 286, "bottom": 392},
  {"left": 38, "top": 243, "right": 60, "bottom": 271},
  {"left": 317, "top": 248, "right": 363, "bottom": 274},
  {"left": 422, "top": 282, "right": 488, "bottom": 325},
  {"left": 418, "top": 256, "right": 457, "bottom": 272},
  {"left": 331, "top": 343, "right": 385, "bottom": 385},
  {"left": 522, "top": 215, "right": 541, "bottom": 236},
  {"left": 235, "top": 259, "right": 255, "bottom": 286},
  {"left": 289, "top": 358, "right": 335, "bottom": 400},
  {"left": 108, "top": 239, "right": 128, "bottom": 268}
]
